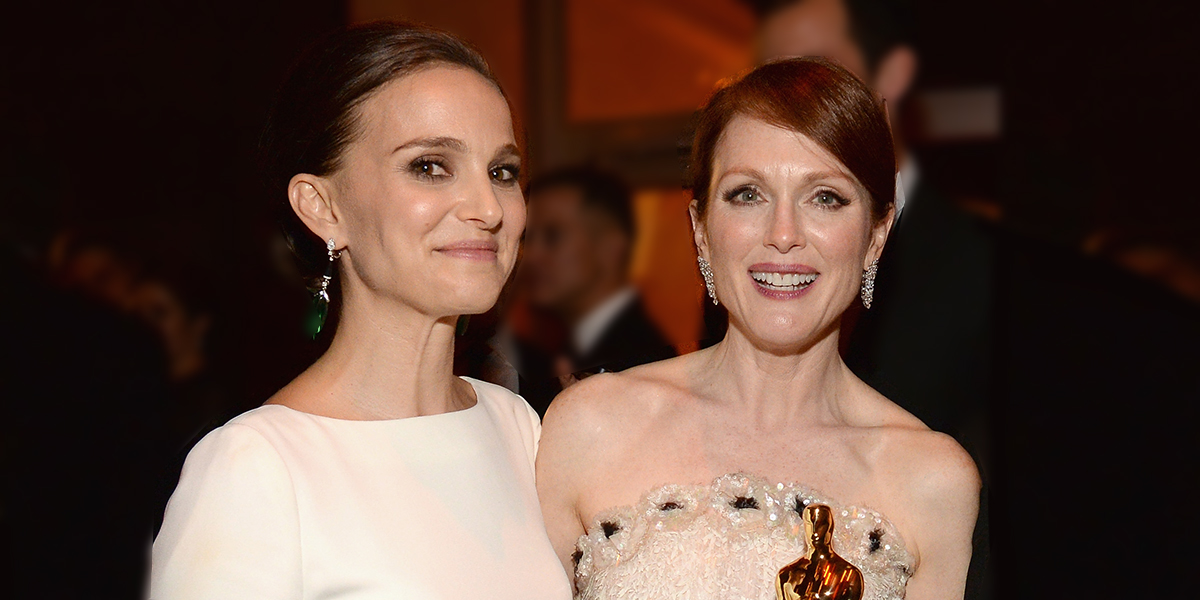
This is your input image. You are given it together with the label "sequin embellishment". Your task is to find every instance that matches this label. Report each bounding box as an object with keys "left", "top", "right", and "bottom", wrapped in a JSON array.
[{"left": 574, "top": 473, "right": 914, "bottom": 600}]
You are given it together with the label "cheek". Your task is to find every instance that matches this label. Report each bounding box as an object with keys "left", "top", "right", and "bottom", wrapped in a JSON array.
[
  {"left": 705, "top": 212, "right": 760, "bottom": 262},
  {"left": 501, "top": 195, "right": 527, "bottom": 244},
  {"left": 809, "top": 220, "right": 870, "bottom": 264}
]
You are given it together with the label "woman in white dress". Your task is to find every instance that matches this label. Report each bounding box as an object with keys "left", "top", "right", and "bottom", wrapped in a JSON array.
[
  {"left": 536, "top": 58, "right": 979, "bottom": 600},
  {"left": 151, "top": 22, "right": 571, "bottom": 599}
]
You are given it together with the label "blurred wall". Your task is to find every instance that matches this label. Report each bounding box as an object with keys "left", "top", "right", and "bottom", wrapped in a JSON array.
[{"left": 349, "top": 0, "right": 528, "bottom": 138}]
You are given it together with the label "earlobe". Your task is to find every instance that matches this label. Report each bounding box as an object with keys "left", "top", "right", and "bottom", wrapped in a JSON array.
[
  {"left": 688, "top": 200, "right": 709, "bottom": 258},
  {"left": 288, "top": 173, "right": 341, "bottom": 241},
  {"left": 867, "top": 207, "right": 896, "bottom": 267}
]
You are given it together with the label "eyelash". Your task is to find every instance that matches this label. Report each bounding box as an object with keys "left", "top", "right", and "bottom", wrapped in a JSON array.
[
  {"left": 723, "top": 185, "right": 763, "bottom": 205},
  {"left": 490, "top": 163, "right": 521, "bottom": 185},
  {"left": 813, "top": 189, "right": 850, "bottom": 209},
  {"left": 720, "top": 185, "right": 850, "bottom": 210},
  {"left": 410, "top": 156, "right": 449, "bottom": 181},
  {"left": 408, "top": 157, "right": 521, "bottom": 186}
]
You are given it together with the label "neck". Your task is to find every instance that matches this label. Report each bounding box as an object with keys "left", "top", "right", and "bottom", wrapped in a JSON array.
[
  {"left": 298, "top": 278, "right": 468, "bottom": 420},
  {"left": 699, "top": 320, "right": 853, "bottom": 427}
]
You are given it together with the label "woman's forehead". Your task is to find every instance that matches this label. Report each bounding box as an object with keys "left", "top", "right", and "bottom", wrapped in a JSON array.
[
  {"left": 354, "top": 67, "right": 513, "bottom": 148},
  {"left": 712, "top": 116, "right": 855, "bottom": 182}
]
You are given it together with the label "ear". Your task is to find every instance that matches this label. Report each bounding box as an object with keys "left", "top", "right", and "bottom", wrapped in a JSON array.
[
  {"left": 866, "top": 204, "right": 895, "bottom": 268},
  {"left": 287, "top": 173, "right": 343, "bottom": 246},
  {"left": 872, "top": 45, "right": 918, "bottom": 107},
  {"left": 688, "top": 199, "right": 710, "bottom": 260}
]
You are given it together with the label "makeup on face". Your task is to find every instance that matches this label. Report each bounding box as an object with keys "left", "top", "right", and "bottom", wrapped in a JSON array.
[{"left": 747, "top": 262, "right": 820, "bottom": 300}]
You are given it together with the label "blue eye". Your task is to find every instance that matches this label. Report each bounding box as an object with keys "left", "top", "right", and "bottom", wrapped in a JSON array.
[
  {"left": 724, "top": 186, "right": 762, "bottom": 204},
  {"left": 814, "top": 190, "right": 849, "bottom": 208}
]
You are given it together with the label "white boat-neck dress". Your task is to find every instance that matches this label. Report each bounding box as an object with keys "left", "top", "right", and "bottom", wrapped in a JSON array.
[{"left": 151, "top": 377, "right": 572, "bottom": 600}]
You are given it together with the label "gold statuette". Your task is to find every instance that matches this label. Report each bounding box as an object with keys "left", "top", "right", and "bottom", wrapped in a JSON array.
[{"left": 776, "top": 504, "right": 864, "bottom": 600}]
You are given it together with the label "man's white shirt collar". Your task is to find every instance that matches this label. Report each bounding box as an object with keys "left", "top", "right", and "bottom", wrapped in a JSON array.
[{"left": 573, "top": 286, "right": 638, "bottom": 357}]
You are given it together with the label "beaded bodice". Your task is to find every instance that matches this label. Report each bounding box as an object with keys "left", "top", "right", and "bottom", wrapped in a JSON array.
[{"left": 574, "top": 473, "right": 915, "bottom": 600}]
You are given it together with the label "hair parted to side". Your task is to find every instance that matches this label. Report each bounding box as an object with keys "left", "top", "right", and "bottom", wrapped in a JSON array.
[
  {"left": 259, "top": 21, "right": 504, "bottom": 281},
  {"left": 689, "top": 57, "right": 895, "bottom": 223}
]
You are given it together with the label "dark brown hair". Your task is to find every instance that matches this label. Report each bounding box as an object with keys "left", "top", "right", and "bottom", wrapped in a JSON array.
[
  {"left": 259, "top": 21, "right": 502, "bottom": 279},
  {"left": 689, "top": 57, "right": 895, "bottom": 222}
]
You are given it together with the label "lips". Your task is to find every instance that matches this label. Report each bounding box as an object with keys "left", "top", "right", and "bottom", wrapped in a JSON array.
[
  {"left": 748, "top": 263, "right": 819, "bottom": 296},
  {"left": 435, "top": 239, "right": 499, "bottom": 260}
]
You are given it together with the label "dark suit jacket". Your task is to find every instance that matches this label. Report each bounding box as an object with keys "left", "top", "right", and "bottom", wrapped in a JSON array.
[
  {"left": 515, "top": 295, "right": 676, "bottom": 416},
  {"left": 845, "top": 184, "right": 994, "bottom": 442},
  {"left": 573, "top": 295, "right": 677, "bottom": 374},
  {"left": 843, "top": 184, "right": 994, "bottom": 599}
]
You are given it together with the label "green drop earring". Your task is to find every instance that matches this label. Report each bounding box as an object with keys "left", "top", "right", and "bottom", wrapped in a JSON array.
[{"left": 309, "top": 238, "right": 340, "bottom": 339}]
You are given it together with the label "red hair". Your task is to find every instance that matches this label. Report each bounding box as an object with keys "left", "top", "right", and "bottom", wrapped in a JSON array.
[{"left": 689, "top": 57, "right": 895, "bottom": 222}]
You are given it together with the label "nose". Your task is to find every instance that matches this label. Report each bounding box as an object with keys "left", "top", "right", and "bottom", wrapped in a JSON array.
[
  {"left": 765, "top": 198, "right": 806, "bottom": 253},
  {"left": 459, "top": 173, "right": 504, "bottom": 230}
]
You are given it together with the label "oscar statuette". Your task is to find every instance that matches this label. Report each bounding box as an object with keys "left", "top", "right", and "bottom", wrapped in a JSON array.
[{"left": 775, "top": 504, "right": 864, "bottom": 600}]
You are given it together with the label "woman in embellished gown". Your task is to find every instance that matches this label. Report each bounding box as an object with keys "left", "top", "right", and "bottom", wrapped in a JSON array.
[
  {"left": 151, "top": 23, "right": 571, "bottom": 599},
  {"left": 537, "top": 58, "right": 979, "bottom": 600}
]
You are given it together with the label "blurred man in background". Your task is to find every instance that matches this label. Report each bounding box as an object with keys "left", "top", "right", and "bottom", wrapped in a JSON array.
[
  {"left": 514, "top": 166, "right": 675, "bottom": 413},
  {"left": 746, "top": 1, "right": 993, "bottom": 597},
  {"left": 751, "top": 0, "right": 993, "bottom": 462}
]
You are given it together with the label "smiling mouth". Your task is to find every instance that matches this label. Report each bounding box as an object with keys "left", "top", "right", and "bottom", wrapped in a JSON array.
[
  {"left": 750, "top": 270, "right": 818, "bottom": 291},
  {"left": 435, "top": 240, "right": 499, "bottom": 260}
]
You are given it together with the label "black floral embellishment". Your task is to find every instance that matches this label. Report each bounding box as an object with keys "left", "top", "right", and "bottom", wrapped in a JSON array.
[
  {"left": 868, "top": 528, "right": 884, "bottom": 552},
  {"left": 731, "top": 496, "right": 759, "bottom": 510},
  {"left": 659, "top": 501, "right": 682, "bottom": 511},
  {"left": 601, "top": 521, "right": 620, "bottom": 538},
  {"left": 793, "top": 496, "right": 810, "bottom": 515}
]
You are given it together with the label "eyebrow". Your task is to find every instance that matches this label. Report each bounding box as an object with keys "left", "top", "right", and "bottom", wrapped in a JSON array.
[
  {"left": 718, "top": 166, "right": 856, "bottom": 188},
  {"left": 493, "top": 143, "right": 521, "bottom": 162},
  {"left": 391, "top": 136, "right": 468, "bottom": 154}
]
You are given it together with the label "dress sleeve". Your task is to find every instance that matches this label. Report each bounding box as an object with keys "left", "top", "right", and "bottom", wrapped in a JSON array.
[
  {"left": 523, "top": 396, "right": 543, "bottom": 465},
  {"left": 150, "top": 423, "right": 302, "bottom": 600}
]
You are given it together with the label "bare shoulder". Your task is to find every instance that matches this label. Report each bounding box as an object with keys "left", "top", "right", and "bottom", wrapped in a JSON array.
[
  {"left": 877, "top": 426, "right": 981, "bottom": 521},
  {"left": 848, "top": 376, "right": 978, "bottom": 497},
  {"left": 541, "top": 355, "right": 690, "bottom": 442}
]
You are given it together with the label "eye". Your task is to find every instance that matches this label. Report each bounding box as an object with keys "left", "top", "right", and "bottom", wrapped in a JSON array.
[
  {"left": 490, "top": 164, "right": 520, "bottom": 184},
  {"left": 813, "top": 190, "right": 849, "bottom": 209},
  {"left": 410, "top": 157, "right": 450, "bottom": 180},
  {"left": 723, "top": 185, "right": 763, "bottom": 205}
]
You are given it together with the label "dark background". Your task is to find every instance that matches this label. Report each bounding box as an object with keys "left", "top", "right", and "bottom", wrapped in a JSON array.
[{"left": 3, "top": 0, "right": 1197, "bottom": 597}]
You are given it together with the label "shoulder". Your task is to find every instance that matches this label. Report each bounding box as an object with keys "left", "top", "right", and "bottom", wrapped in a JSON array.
[
  {"left": 538, "top": 357, "right": 695, "bottom": 484},
  {"left": 465, "top": 377, "right": 542, "bottom": 464},
  {"left": 468, "top": 376, "right": 540, "bottom": 426},
  {"left": 542, "top": 357, "right": 687, "bottom": 442},
  {"left": 153, "top": 415, "right": 304, "bottom": 598},
  {"left": 875, "top": 427, "right": 980, "bottom": 551},
  {"left": 175, "top": 414, "right": 298, "bottom": 501}
]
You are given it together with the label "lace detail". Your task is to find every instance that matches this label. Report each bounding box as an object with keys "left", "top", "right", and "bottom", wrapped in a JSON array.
[{"left": 575, "top": 473, "right": 914, "bottom": 600}]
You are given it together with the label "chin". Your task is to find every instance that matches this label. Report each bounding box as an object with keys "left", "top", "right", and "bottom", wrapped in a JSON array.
[
  {"left": 441, "top": 283, "right": 504, "bottom": 316},
  {"left": 736, "top": 313, "right": 827, "bottom": 354}
]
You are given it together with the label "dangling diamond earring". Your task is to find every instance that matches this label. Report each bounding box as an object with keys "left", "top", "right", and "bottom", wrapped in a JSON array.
[
  {"left": 311, "top": 238, "right": 341, "bottom": 338},
  {"left": 860, "top": 259, "right": 878, "bottom": 309},
  {"left": 698, "top": 256, "right": 718, "bottom": 305}
]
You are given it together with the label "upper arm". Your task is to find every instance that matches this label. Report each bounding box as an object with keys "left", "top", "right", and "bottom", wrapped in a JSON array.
[
  {"left": 535, "top": 379, "right": 612, "bottom": 580},
  {"left": 902, "top": 434, "right": 981, "bottom": 600},
  {"left": 151, "top": 424, "right": 302, "bottom": 600}
]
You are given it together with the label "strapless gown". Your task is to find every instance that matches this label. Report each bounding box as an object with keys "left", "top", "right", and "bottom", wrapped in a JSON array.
[{"left": 574, "top": 473, "right": 915, "bottom": 600}]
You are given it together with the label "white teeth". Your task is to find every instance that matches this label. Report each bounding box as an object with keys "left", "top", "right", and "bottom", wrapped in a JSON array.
[{"left": 749, "top": 270, "right": 818, "bottom": 290}]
